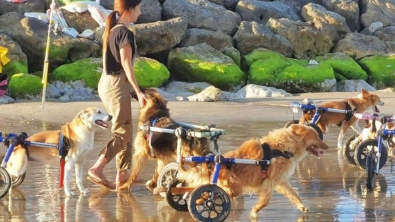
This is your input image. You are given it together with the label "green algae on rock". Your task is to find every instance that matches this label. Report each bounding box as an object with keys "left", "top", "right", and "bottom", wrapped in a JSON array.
[
  {"left": 358, "top": 54, "right": 395, "bottom": 89},
  {"left": 134, "top": 57, "right": 170, "bottom": 88},
  {"left": 8, "top": 73, "right": 42, "bottom": 98}
]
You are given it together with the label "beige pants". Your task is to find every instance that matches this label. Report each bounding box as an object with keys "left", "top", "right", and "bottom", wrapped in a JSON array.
[{"left": 98, "top": 73, "right": 132, "bottom": 170}]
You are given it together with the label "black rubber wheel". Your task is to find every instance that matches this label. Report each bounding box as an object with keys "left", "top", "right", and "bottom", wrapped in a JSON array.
[
  {"left": 354, "top": 139, "right": 387, "bottom": 170},
  {"left": 284, "top": 120, "right": 299, "bottom": 128},
  {"left": 343, "top": 135, "right": 359, "bottom": 165},
  {"left": 157, "top": 162, "right": 179, "bottom": 198},
  {"left": 188, "top": 184, "right": 231, "bottom": 222},
  {"left": 11, "top": 173, "right": 25, "bottom": 188},
  {"left": 306, "top": 123, "right": 323, "bottom": 140},
  {"left": 365, "top": 152, "right": 376, "bottom": 191},
  {"left": 0, "top": 167, "right": 11, "bottom": 199},
  {"left": 166, "top": 179, "right": 188, "bottom": 212}
]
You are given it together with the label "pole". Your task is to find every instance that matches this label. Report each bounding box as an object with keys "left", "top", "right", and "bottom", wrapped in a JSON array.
[{"left": 41, "top": 0, "right": 56, "bottom": 109}]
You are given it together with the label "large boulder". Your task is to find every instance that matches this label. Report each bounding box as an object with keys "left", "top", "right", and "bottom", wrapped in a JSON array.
[
  {"left": 360, "top": 0, "right": 395, "bottom": 29},
  {"left": 322, "top": 0, "right": 360, "bottom": 32},
  {"left": 162, "top": 0, "right": 241, "bottom": 35},
  {"left": 233, "top": 21, "right": 293, "bottom": 57},
  {"left": 235, "top": 0, "right": 300, "bottom": 25},
  {"left": 0, "top": 12, "right": 101, "bottom": 72},
  {"left": 168, "top": 43, "right": 245, "bottom": 91},
  {"left": 301, "top": 3, "right": 351, "bottom": 37},
  {"left": 0, "top": 32, "right": 28, "bottom": 76},
  {"left": 333, "top": 33, "right": 388, "bottom": 59},
  {"left": 315, "top": 52, "right": 367, "bottom": 81},
  {"left": 134, "top": 57, "right": 170, "bottom": 88},
  {"left": 178, "top": 28, "right": 233, "bottom": 50},
  {"left": 0, "top": 0, "right": 46, "bottom": 15},
  {"left": 275, "top": 0, "right": 322, "bottom": 14},
  {"left": 267, "top": 18, "right": 338, "bottom": 59},
  {"left": 137, "top": 0, "right": 162, "bottom": 24},
  {"left": 358, "top": 54, "right": 395, "bottom": 89},
  {"left": 247, "top": 50, "right": 336, "bottom": 93},
  {"left": 8, "top": 73, "right": 42, "bottom": 99},
  {"left": 51, "top": 57, "right": 102, "bottom": 89},
  {"left": 129, "top": 17, "right": 188, "bottom": 56}
]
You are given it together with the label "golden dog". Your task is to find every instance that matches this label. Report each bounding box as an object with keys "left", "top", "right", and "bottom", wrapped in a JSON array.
[
  {"left": 177, "top": 124, "right": 329, "bottom": 219},
  {"left": 119, "top": 88, "right": 212, "bottom": 192},
  {"left": 5, "top": 107, "right": 112, "bottom": 196},
  {"left": 302, "top": 89, "right": 384, "bottom": 148}
]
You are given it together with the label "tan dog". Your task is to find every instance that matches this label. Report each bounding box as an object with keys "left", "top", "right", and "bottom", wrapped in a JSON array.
[
  {"left": 119, "top": 88, "right": 213, "bottom": 192},
  {"left": 5, "top": 107, "right": 112, "bottom": 196},
  {"left": 305, "top": 89, "right": 384, "bottom": 148},
  {"left": 177, "top": 124, "right": 329, "bottom": 219}
]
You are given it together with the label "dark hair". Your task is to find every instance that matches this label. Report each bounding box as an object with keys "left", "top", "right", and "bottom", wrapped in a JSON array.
[{"left": 102, "top": 0, "right": 142, "bottom": 53}]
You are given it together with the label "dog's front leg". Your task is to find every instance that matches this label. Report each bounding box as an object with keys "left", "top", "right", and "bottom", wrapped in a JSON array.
[
  {"left": 350, "top": 120, "right": 362, "bottom": 134},
  {"left": 64, "top": 159, "right": 75, "bottom": 197},
  {"left": 275, "top": 180, "right": 308, "bottom": 212},
  {"left": 75, "top": 162, "right": 89, "bottom": 195}
]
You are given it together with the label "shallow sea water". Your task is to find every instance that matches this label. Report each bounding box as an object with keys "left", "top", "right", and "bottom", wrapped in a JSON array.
[{"left": 1, "top": 108, "right": 395, "bottom": 222}]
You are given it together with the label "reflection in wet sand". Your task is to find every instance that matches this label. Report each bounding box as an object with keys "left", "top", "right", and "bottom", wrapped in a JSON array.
[{"left": 2, "top": 115, "right": 395, "bottom": 221}]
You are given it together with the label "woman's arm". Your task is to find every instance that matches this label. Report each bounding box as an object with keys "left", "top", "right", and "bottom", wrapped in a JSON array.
[{"left": 120, "top": 42, "right": 146, "bottom": 107}]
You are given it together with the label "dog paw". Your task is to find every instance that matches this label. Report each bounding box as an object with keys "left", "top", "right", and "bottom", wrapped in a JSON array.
[
  {"left": 145, "top": 180, "right": 156, "bottom": 191},
  {"left": 81, "top": 188, "right": 90, "bottom": 195},
  {"left": 298, "top": 205, "right": 309, "bottom": 212},
  {"left": 65, "top": 191, "right": 75, "bottom": 197},
  {"left": 249, "top": 211, "right": 258, "bottom": 219}
]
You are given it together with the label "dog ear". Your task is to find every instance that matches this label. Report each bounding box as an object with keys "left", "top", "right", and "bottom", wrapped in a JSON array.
[
  {"left": 77, "top": 109, "right": 88, "bottom": 119},
  {"left": 131, "top": 87, "right": 146, "bottom": 101},
  {"left": 361, "top": 89, "right": 368, "bottom": 95}
]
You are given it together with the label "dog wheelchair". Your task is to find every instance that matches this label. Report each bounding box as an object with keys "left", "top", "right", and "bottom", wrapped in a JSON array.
[
  {"left": 0, "top": 131, "right": 69, "bottom": 199},
  {"left": 138, "top": 122, "right": 226, "bottom": 197},
  {"left": 287, "top": 100, "right": 355, "bottom": 140},
  {"left": 348, "top": 113, "right": 395, "bottom": 190}
]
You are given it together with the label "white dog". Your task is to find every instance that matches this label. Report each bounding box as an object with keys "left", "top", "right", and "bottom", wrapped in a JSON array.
[{"left": 6, "top": 107, "right": 112, "bottom": 196}]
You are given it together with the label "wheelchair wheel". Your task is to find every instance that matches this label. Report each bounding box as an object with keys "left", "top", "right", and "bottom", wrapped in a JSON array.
[
  {"left": 188, "top": 184, "right": 231, "bottom": 222},
  {"left": 284, "top": 120, "right": 298, "bottom": 128},
  {"left": 306, "top": 123, "right": 323, "bottom": 140},
  {"left": 0, "top": 167, "right": 11, "bottom": 199},
  {"left": 366, "top": 152, "right": 377, "bottom": 191},
  {"left": 157, "top": 162, "right": 179, "bottom": 198},
  {"left": 166, "top": 179, "right": 188, "bottom": 212},
  {"left": 343, "top": 135, "right": 359, "bottom": 165},
  {"left": 354, "top": 139, "right": 387, "bottom": 170},
  {"left": 11, "top": 173, "right": 25, "bottom": 188}
]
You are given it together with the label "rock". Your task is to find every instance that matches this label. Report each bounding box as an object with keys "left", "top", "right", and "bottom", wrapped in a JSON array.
[
  {"left": 267, "top": 18, "right": 338, "bottom": 59},
  {"left": 0, "top": 0, "right": 46, "bottom": 15},
  {"left": 333, "top": 33, "right": 387, "bottom": 59},
  {"left": 130, "top": 17, "right": 188, "bottom": 56},
  {"left": 134, "top": 57, "right": 170, "bottom": 88},
  {"left": 329, "top": 80, "right": 376, "bottom": 92},
  {"left": 178, "top": 28, "right": 234, "bottom": 50},
  {"left": 162, "top": 0, "right": 241, "bottom": 35},
  {"left": 227, "top": 84, "right": 293, "bottom": 99},
  {"left": 61, "top": 9, "right": 99, "bottom": 33},
  {"left": 8, "top": 73, "right": 42, "bottom": 99},
  {"left": 301, "top": 3, "right": 351, "bottom": 37},
  {"left": 162, "top": 81, "right": 212, "bottom": 98},
  {"left": 233, "top": 21, "right": 293, "bottom": 57},
  {"left": 368, "top": 22, "right": 383, "bottom": 34},
  {"left": 220, "top": 47, "right": 241, "bottom": 67},
  {"left": 361, "top": 0, "right": 395, "bottom": 29},
  {"left": 235, "top": 0, "right": 300, "bottom": 25},
  {"left": 0, "top": 32, "right": 28, "bottom": 76},
  {"left": 51, "top": 57, "right": 102, "bottom": 89},
  {"left": 48, "top": 80, "right": 97, "bottom": 101},
  {"left": 358, "top": 54, "right": 395, "bottom": 89},
  {"left": 187, "top": 85, "right": 227, "bottom": 102},
  {"left": 0, "top": 95, "right": 15, "bottom": 104},
  {"left": 168, "top": 43, "right": 245, "bottom": 91},
  {"left": 322, "top": 0, "right": 360, "bottom": 32},
  {"left": 137, "top": 0, "right": 162, "bottom": 24},
  {"left": 315, "top": 52, "right": 367, "bottom": 81}
]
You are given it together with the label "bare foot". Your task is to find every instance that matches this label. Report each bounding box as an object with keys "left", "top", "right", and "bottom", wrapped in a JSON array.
[{"left": 88, "top": 169, "right": 115, "bottom": 189}]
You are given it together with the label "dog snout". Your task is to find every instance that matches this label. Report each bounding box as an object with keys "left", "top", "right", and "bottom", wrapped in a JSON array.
[
  {"left": 106, "top": 115, "right": 113, "bottom": 121},
  {"left": 379, "top": 100, "right": 385, "bottom": 106}
]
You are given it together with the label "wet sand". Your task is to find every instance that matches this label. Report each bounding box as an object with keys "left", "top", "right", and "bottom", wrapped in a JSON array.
[{"left": 1, "top": 91, "right": 395, "bottom": 222}]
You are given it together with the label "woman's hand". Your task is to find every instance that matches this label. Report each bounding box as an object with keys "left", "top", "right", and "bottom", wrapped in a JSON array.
[{"left": 136, "top": 91, "right": 147, "bottom": 108}]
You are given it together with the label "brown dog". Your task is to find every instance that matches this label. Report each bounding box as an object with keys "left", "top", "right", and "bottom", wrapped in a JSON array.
[
  {"left": 176, "top": 124, "right": 329, "bottom": 219},
  {"left": 302, "top": 89, "right": 384, "bottom": 148},
  {"left": 119, "top": 88, "right": 213, "bottom": 191}
]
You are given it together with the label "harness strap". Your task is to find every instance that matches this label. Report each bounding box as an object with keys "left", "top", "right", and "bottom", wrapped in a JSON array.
[
  {"left": 343, "top": 101, "right": 354, "bottom": 122},
  {"left": 58, "top": 132, "right": 70, "bottom": 159},
  {"left": 261, "top": 143, "right": 293, "bottom": 171},
  {"left": 148, "top": 118, "right": 158, "bottom": 158}
]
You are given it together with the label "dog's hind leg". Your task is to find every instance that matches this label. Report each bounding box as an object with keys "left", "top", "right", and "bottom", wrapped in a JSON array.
[
  {"left": 64, "top": 158, "right": 75, "bottom": 196},
  {"left": 250, "top": 179, "right": 276, "bottom": 219},
  {"left": 275, "top": 181, "right": 307, "bottom": 212},
  {"left": 75, "top": 161, "right": 89, "bottom": 195}
]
